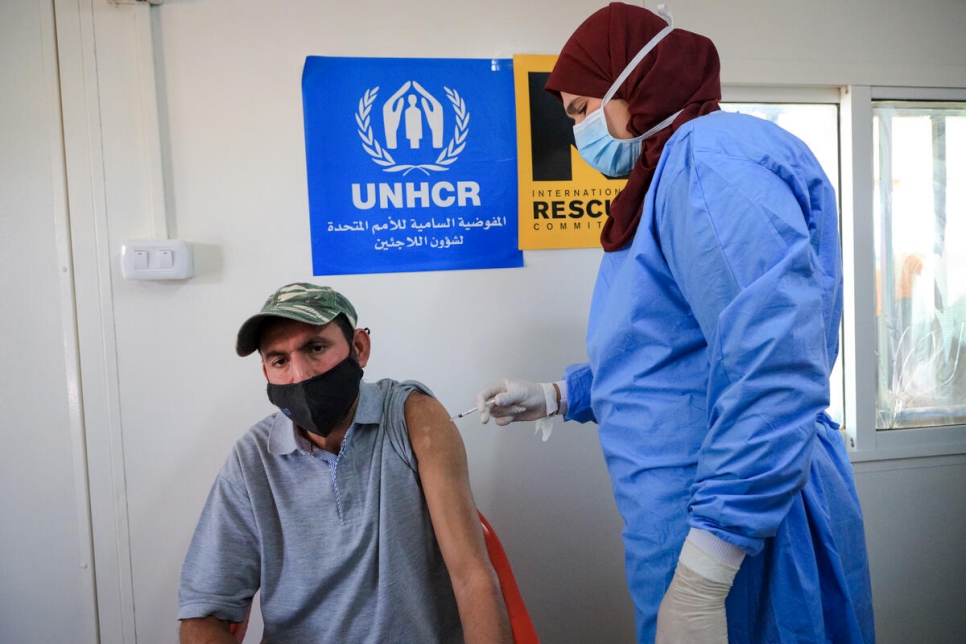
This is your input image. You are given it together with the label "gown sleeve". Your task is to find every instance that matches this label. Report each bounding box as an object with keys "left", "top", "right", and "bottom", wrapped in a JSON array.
[
  {"left": 655, "top": 146, "right": 831, "bottom": 556},
  {"left": 564, "top": 362, "right": 597, "bottom": 423}
]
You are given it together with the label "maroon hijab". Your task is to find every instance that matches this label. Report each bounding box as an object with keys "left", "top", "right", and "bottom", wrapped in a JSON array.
[{"left": 545, "top": 2, "right": 721, "bottom": 252}]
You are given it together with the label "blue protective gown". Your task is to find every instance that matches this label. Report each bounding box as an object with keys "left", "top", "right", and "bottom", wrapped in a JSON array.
[{"left": 565, "top": 111, "right": 875, "bottom": 643}]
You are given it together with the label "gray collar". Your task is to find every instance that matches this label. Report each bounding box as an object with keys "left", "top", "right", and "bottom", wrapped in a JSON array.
[{"left": 267, "top": 381, "right": 383, "bottom": 455}]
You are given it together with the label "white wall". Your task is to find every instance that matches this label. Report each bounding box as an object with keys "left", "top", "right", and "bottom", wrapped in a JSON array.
[
  {"left": 3, "top": 0, "right": 965, "bottom": 642},
  {"left": 651, "top": 0, "right": 966, "bottom": 88},
  {"left": 853, "top": 456, "right": 966, "bottom": 642}
]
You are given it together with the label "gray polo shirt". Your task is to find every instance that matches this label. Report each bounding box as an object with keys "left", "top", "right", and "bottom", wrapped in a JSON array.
[{"left": 178, "top": 379, "right": 463, "bottom": 643}]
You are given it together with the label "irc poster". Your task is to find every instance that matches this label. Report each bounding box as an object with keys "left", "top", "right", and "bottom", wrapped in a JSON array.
[
  {"left": 512, "top": 54, "right": 627, "bottom": 250},
  {"left": 302, "top": 56, "right": 523, "bottom": 275}
]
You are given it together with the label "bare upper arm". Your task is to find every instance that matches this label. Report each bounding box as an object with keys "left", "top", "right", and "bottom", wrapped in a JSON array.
[
  {"left": 404, "top": 391, "right": 493, "bottom": 587},
  {"left": 179, "top": 615, "right": 235, "bottom": 644}
]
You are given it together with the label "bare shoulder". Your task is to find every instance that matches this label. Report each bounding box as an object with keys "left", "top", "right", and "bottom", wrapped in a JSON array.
[
  {"left": 403, "top": 389, "right": 466, "bottom": 457},
  {"left": 404, "top": 389, "right": 451, "bottom": 426}
]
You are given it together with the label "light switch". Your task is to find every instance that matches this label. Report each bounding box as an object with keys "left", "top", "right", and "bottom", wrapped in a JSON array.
[
  {"left": 134, "top": 249, "right": 149, "bottom": 269},
  {"left": 121, "top": 240, "right": 193, "bottom": 280}
]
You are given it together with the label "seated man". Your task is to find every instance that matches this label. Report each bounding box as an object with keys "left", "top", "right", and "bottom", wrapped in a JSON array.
[{"left": 178, "top": 283, "right": 511, "bottom": 643}]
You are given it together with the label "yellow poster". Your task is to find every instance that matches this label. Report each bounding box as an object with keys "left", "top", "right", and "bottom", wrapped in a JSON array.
[{"left": 513, "top": 54, "right": 627, "bottom": 250}]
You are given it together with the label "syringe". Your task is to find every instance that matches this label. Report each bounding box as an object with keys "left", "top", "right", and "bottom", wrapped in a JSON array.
[{"left": 451, "top": 397, "right": 497, "bottom": 421}]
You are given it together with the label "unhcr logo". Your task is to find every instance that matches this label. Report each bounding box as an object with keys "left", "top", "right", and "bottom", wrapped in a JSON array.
[
  {"left": 356, "top": 81, "right": 470, "bottom": 175},
  {"left": 352, "top": 79, "right": 480, "bottom": 211}
]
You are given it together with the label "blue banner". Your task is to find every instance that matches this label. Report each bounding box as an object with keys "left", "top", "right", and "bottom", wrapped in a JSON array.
[{"left": 302, "top": 57, "right": 523, "bottom": 275}]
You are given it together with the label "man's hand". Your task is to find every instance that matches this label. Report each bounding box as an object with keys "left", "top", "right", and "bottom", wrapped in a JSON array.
[{"left": 655, "top": 539, "right": 740, "bottom": 644}]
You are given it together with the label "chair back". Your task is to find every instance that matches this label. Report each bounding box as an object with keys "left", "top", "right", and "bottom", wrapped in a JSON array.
[{"left": 479, "top": 511, "right": 540, "bottom": 643}]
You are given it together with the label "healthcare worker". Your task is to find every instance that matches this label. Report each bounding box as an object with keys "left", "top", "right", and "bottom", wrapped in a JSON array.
[{"left": 476, "top": 3, "right": 875, "bottom": 643}]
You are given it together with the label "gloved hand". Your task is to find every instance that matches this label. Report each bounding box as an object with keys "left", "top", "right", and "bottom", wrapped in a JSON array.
[
  {"left": 476, "top": 379, "right": 558, "bottom": 426},
  {"left": 655, "top": 539, "right": 741, "bottom": 644}
]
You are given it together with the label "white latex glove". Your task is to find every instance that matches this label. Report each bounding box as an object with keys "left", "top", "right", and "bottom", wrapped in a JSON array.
[
  {"left": 655, "top": 539, "right": 741, "bottom": 644},
  {"left": 476, "top": 379, "right": 557, "bottom": 426}
]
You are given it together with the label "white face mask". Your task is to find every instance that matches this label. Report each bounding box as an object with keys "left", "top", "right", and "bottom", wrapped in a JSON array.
[{"left": 572, "top": 8, "right": 682, "bottom": 178}]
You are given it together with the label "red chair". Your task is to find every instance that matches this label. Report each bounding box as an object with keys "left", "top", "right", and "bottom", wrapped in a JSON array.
[
  {"left": 479, "top": 511, "right": 540, "bottom": 644},
  {"left": 229, "top": 511, "right": 538, "bottom": 643}
]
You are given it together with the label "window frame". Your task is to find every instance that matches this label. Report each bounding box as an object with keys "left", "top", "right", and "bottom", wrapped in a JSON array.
[
  {"left": 844, "top": 86, "right": 966, "bottom": 461},
  {"left": 723, "top": 84, "right": 966, "bottom": 461}
]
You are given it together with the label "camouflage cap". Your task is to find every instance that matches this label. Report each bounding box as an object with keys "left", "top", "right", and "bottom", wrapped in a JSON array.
[{"left": 235, "top": 283, "right": 358, "bottom": 356}]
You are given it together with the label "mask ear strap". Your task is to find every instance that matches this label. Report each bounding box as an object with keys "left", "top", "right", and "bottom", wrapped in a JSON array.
[
  {"left": 601, "top": 7, "right": 675, "bottom": 106},
  {"left": 639, "top": 108, "right": 683, "bottom": 140}
]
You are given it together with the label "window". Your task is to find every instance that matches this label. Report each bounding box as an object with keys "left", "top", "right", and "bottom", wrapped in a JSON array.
[{"left": 873, "top": 102, "right": 966, "bottom": 430}]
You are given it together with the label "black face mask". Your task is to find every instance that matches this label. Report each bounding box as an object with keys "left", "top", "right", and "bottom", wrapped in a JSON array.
[{"left": 266, "top": 357, "right": 364, "bottom": 437}]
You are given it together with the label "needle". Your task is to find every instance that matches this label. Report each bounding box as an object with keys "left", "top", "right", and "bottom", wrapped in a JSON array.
[{"left": 451, "top": 397, "right": 497, "bottom": 420}]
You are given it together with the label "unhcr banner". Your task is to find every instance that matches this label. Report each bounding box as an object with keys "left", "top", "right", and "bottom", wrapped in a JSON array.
[
  {"left": 303, "top": 56, "right": 523, "bottom": 275},
  {"left": 512, "top": 55, "right": 627, "bottom": 250}
]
